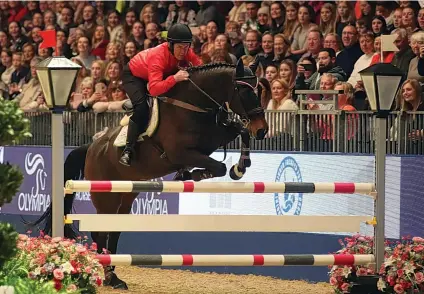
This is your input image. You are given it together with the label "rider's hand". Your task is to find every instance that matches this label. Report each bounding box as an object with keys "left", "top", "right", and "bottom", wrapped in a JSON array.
[{"left": 174, "top": 70, "right": 189, "bottom": 82}]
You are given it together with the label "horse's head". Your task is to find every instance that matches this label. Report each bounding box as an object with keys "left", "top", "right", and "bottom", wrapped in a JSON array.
[{"left": 229, "top": 60, "right": 269, "bottom": 140}]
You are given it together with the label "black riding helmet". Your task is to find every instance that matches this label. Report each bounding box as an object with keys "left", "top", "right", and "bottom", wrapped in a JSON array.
[{"left": 167, "top": 23, "right": 193, "bottom": 54}]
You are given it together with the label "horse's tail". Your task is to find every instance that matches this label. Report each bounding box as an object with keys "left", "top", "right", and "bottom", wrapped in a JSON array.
[{"left": 27, "top": 144, "right": 90, "bottom": 239}]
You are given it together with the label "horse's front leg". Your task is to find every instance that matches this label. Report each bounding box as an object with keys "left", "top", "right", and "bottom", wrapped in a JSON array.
[
  {"left": 226, "top": 121, "right": 251, "bottom": 180},
  {"left": 169, "top": 150, "right": 226, "bottom": 182}
]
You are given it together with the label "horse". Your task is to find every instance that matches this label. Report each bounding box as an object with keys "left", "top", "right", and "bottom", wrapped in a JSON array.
[{"left": 32, "top": 61, "right": 268, "bottom": 290}]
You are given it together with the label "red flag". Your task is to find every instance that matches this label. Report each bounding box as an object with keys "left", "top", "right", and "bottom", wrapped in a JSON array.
[{"left": 39, "top": 30, "right": 56, "bottom": 49}]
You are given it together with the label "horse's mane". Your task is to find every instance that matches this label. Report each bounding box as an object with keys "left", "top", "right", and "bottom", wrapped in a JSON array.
[{"left": 186, "top": 63, "right": 235, "bottom": 81}]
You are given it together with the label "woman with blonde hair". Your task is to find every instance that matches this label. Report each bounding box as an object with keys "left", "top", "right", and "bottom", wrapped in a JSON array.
[
  {"left": 105, "top": 41, "right": 123, "bottom": 64},
  {"left": 279, "top": 59, "right": 297, "bottom": 89},
  {"left": 283, "top": 2, "right": 300, "bottom": 41},
  {"left": 319, "top": 3, "right": 337, "bottom": 36},
  {"left": 91, "top": 24, "right": 109, "bottom": 60},
  {"left": 396, "top": 79, "right": 424, "bottom": 111},
  {"left": 90, "top": 60, "right": 106, "bottom": 84},
  {"left": 336, "top": 1, "right": 356, "bottom": 36},
  {"left": 267, "top": 79, "right": 298, "bottom": 111}
]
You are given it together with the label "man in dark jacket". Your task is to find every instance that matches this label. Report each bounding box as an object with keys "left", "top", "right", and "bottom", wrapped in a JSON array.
[
  {"left": 391, "top": 28, "right": 415, "bottom": 74},
  {"left": 336, "top": 25, "right": 363, "bottom": 79}
]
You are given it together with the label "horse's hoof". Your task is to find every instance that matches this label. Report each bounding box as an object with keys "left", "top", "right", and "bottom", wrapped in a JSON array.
[
  {"left": 244, "top": 159, "right": 251, "bottom": 168},
  {"left": 174, "top": 170, "right": 192, "bottom": 181},
  {"left": 229, "top": 165, "right": 244, "bottom": 180},
  {"left": 105, "top": 272, "right": 129, "bottom": 290}
]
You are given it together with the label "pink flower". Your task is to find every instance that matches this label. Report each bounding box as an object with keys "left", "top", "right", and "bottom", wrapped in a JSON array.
[
  {"left": 52, "top": 237, "right": 62, "bottom": 243},
  {"left": 330, "top": 277, "right": 338, "bottom": 286},
  {"left": 53, "top": 268, "right": 64, "bottom": 280},
  {"left": 394, "top": 284, "right": 404, "bottom": 294},
  {"left": 18, "top": 234, "right": 28, "bottom": 241},
  {"left": 356, "top": 267, "right": 368, "bottom": 276},
  {"left": 84, "top": 266, "right": 92, "bottom": 274},
  {"left": 413, "top": 237, "right": 424, "bottom": 243},
  {"left": 341, "top": 283, "right": 350, "bottom": 292},
  {"left": 66, "top": 284, "right": 77, "bottom": 292},
  {"left": 416, "top": 272, "right": 424, "bottom": 283},
  {"left": 414, "top": 245, "right": 424, "bottom": 252},
  {"left": 76, "top": 245, "right": 87, "bottom": 254}
]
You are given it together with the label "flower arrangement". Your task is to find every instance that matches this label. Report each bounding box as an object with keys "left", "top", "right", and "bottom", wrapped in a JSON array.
[
  {"left": 378, "top": 237, "right": 424, "bottom": 294},
  {"left": 0, "top": 231, "right": 104, "bottom": 293},
  {"left": 329, "top": 234, "right": 424, "bottom": 294},
  {"left": 329, "top": 234, "right": 379, "bottom": 294}
]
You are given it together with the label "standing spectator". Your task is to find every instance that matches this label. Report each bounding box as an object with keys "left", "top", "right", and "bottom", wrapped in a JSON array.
[{"left": 336, "top": 25, "right": 363, "bottom": 79}]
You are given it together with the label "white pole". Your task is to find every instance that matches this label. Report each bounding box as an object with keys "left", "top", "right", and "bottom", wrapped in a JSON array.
[
  {"left": 374, "top": 116, "right": 386, "bottom": 270},
  {"left": 51, "top": 111, "right": 64, "bottom": 237}
]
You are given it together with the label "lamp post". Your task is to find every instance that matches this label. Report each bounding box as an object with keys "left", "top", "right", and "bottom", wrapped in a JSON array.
[
  {"left": 359, "top": 63, "right": 404, "bottom": 272},
  {"left": 36, "top": 56, "right": 81, "bottom": 238}
]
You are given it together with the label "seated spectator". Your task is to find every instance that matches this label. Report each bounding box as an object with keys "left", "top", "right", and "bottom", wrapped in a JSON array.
[
  {"left": 104, "top": 60, "right": 122, "bottom": 84},
  {"left": 128, "top": 21, "right": 145, "bottom": 52},
  {"left": 334, "top": 82, "right": 356, "bottom": 111},
  {"left": 0, "top": 49, "right": 14, "bottom": 96},
  {"left": 323, "top": 33, "right": 343, "bottom": 56},
  {"left": 225, "top": 21, "right": 244, "bottom": 59},
  {"left": 124, "top": 41, "right": 137, "bottom": 64},
  {"left": 213, "top": 34, "right": 236, "bottom": 64},
  {"left": 273, "top": 34, "right": 296, "bottom": 64},
  {"left": 76, "top": 78, "right": 108, "bottom": 112},
  {"left": 72, "top": 58, "right": 90, "bottom": 94},
  {"left": 391, "top": 28, "right": 415, "bottom": 73},
  {"left": 165, "top": 1, "right": 196, "bottom": 30},
  {"left": 258, "top": 77, "right": 271, "bottom": 109},
  {"left": 336, "top": 25, "right": 363, "bottom": 79},
  {"left": 22, "top": 43, "right": 35, "bottom": 67},
  {"left": 348, "top": 31, "right": 375, "bottom": 87},
  {"left": 9, "top": 52, "right": 29, "bottom": 96},
  {"left": 92, "top": 80, "right": 127, "bottom": 113},
  {"left": 297, "top": 48, "right": 346, "bottom": 91},
  {"left": 90, "top": 60, "right": 106, "bottom": 84},
  {"left": 319, "top": 3, "right": 337, "bottom": 36},
  {"left": 72, "top": 36, "right": 97, "bottom": 69},
  {"left": 0, "top": 31, "right": 10, "bottom": 50},
  {"left": 91, "top": 25, "right": 109, "bottom": 60},
  {"left": 283, "top": 2, "right": 299, "bottom": 41},
  {"left": 15, "top": 57, "right": 47, "bottom": 111},
  {"left": 375, "top": 1, "right": 395, "bottom": 30},
  {"left": 265, "top": 64, "right": 278, "bottom": 83},
  {"left": 256, "top": 6, "right": 270, "bottom": 34},
  {"left": 144, "top": 22, "right": 160, "bottom": 50},
  {"left": 241, "top": 29, "right": 261, "bottom": 60},
  {"left": 279, "top": 59, "right": 297, "bottom": 89},
  {"left": 408, "top": 31, "right": 424, "bottom": 83},
  {"left": 291, "top": 4, "right": 316, "bottom": 56},
  {"left": 308, "top": 73, "right": 338, "bottom": 110},
  {"left": 201, "top": 20, "right": 218, "bottom": 56},
  {"left": 78, "top": 4, "right": 97, "bottom": 40},
  {"left": 402, "top": 6, "right": 419, "bottom": 34},
  {"left": 301, "top": 29, "right": 323, "bottom": 62},
  {"left": 395, "top": 79, "right": 424, "bottom": 111},
  {"left": 249, "top": 32, "right": 274, "bottom": 76},
  {"left": 371, "top": 15, "right": 388, "bottom": 37},
  {"left": 355, "top": 18, "right": 370, "bottom": 35},
  {"left": 269, "top": 2, "right": 285, "bottom": 35},
  {"left": 106, "top": 10, "right": 123, "bottom": 44},
  {"left": 9, "top": 21, "right": 29, "bottom": 52},
  {"left": 241, "top": 1, "right": 259, "bottom": 34},
  {"left": 196, "top": 1, "right": 225, "bottom": 33},
  {"left": 105, "top": 41, "right": 123, "bottom": 63},
  {"left": 336, "top": 1, "right": 356, "bottom": 37},
  {"left": 418, "top": 8, "right": 424, "bottom": 31}
]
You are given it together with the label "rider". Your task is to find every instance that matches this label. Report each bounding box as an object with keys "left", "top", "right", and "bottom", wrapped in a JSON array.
[{"left": 119, "top": 23, "right": 203, "bottom": 166}]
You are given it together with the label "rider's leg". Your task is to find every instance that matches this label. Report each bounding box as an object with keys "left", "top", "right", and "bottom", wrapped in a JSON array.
[{"left": 119, "top": 65, "right": 148, "bottom": 166}]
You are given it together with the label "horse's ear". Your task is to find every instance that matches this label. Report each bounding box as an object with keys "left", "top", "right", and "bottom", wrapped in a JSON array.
[{"left": 235, "top": 59, "right": 244, "bottom": 78}]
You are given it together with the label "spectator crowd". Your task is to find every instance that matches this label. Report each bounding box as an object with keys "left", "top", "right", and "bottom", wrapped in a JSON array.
[{"left": 0, "top": 0, "right": 423, "bottom": 119}]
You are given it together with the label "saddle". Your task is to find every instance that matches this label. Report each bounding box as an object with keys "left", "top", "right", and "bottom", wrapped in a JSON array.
[{"left": 113, "top": 97, "right": 160, "bottom": 147}]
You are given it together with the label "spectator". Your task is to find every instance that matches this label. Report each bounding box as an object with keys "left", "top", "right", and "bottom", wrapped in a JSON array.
[
  {"left": 105, "top": 41, "right": 123, "bottom": 63},
  {"left": 124, "top": 41, "right": 137, "bottom": 64},
  {"left": 72, "top": 58, "right": 90, "bottom": 94},
  {"left": 392, "top": 7, "right": 403, "bottom": 31},
  {"left": 319, "top": 3, "right": 337, "bottom": 36},
  {"left": 418, "top": 8, "right": 424, "bottom": 31},
  {"left": 76, "top": 77, "right": 107, "bottom": 112},
  {"left": 90, "top": 60, "right": 106, "bottom": 84},
  {"left": 291, "top": 4, "right": 316, "bottom": 56},
  {"left": 228, "top": 0, "right": 246, "bottom": 24},
  {"left": 375, "top": 1, "right": 395, "bottom": 30},
  {"left": 165, "top": 1, "right": 196, "bottom": 30},
  {"left": 324, "top": 33, "right": 343, "bottom": 56},
  {"left": 249, "top": 32, "right": 274, "bottom": 76},
  {"left": 267, "top": 78, "right": 298, "bottom": 111},
  {"left": 0, "top": 49, "right": 14, "bottom": 97},
  {"left": 201, "top": 20, "right": 218, "bottom": 56},
  {"left": 144, "top": 22, "right": 159, "bottom": 50},
  {"left": 196, "top": 1, "right": 225, "bottom": 33},
  {"left": 301, "top": 29, "right": 323, "bottom": 61},
  {"left": 78, "top": 4, "right": 97, "bottom": 41},
  {"left": 265, "top": 64, "right": 278, "bottom": 83},
  {"left": 358, "top": 1, "right": 376, "bottom": 28},
  {"left": 391, "top": 28, "right": 415, "bottom": 73},
  {"left": 256, "top": 6, "right": 270, "bottom": 34},
  {"left": 395, "top": 79, "right": 424, "bottom": 111},
  {"left": 225, "top": 21, "right": 244, "bottom": 60},
  {"left": 336, "top": 1, "right": 356, "bottom": 37},
  {"left": 283, "top": 2, "right": 299, "bottom": 42},
  {"left": 402, "top": 6, "right": 419, "bottom": 34},
  {"left": 43, "top": 10, "right": 56, "bottom": 28},
  {"left": 279, "top": 59, "right": 297, "bottom": 89},
  {"left": 269, "top": 2, "right": 285, "bottom": 35},
  {"left": 15, "top": 56, "right": 46, "bottom": 111},
  {"left": 140, "top": 4, "right": 156, "bottom": 27},
  {"left": 129, "top": 21, "right": 145, "bottom": 51},
  {"left": 10, "top": 52, "right": 29, "bottom": 91},
  {"left": 22, "top": 43, "right": 36, "bottom": 66},
  {"left": 91, "top": 25, "right": 109, "bottom": 60},
  {"left": 59, "top": 6, "right": 77, "bottom": 32},
  {"left": 105, "top": 60, "right": 122, "bottom": 84},
  {"left": 242, "top": 29, "right": 261, "bottom": 59},
  {"left": 210, "top": 48, "right": 232, "bottom": 64},
  {"left": 213, "top": 34, "right": 236, "bottom": 64},
  {"left": 297, "top": 48, "right": 346, "bottom": 91},
  {"left": 0, "top": 31, "right": 10, "bottom": 50},
  {"left": 273, "top": 34, "right": 295, "bottom": 64},
  {"left": 72, "top": 36, "right": 97, "bottom": 69},
  {"left": 107, "top": 10, "right": 123, "bottom": 44},
  {"left": 9, "top": 21, "right": 29, "bottom": 52},
  {"left": 336, "top": 25, "right": 363, "bottom": 79},
  {"left": 371, "top": 15, "right": 388, "bottom": 37},
  {"left": 334, "top": 82, "right": 356, "bottom": 111},
  {"left": 241, "top": 1, "right": 259, "bottom": 35},
  {"left": 122, "top": 8, "right": 137, "bottom": 44},
  {"left": 407, "top": 31, "right": 424, "bottom": 83},
  {"left": 355, "top": 18, "right": 369, "bottom": 35},
  {"left": 348, "top": 31, "right": 375, "bottom": 87}
]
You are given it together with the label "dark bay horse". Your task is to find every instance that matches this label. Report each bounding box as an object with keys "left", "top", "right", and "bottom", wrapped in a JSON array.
[{"left": 32, "top": 62, "right": 268, "bottom": 290}]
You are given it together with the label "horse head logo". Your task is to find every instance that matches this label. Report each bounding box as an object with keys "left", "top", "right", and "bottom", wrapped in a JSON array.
[{"left": 25, "top": 153, "right": 47, "bottom": 196}]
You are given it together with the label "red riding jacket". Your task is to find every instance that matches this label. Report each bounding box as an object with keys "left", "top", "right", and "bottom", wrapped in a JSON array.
[{"left": 128, "top": 43, "right": 202, "bottom": 96}]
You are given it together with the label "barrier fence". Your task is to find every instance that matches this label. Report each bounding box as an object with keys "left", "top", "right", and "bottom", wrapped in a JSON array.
[{"left": 19, "top": 110, "right": 424, "bottom": 154}]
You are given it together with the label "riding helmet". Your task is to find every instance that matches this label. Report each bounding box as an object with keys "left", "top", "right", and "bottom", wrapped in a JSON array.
[{"left": 167, "top": 23, "right": 193, "bottom": 44}]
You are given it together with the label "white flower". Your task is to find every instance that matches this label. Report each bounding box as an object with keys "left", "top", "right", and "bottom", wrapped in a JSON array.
[
  {"left": 60, "top": 261, "right": 74, "bottom": 274},
  {"left": 342, "top": 266, "right": 352, "bottom": 278},
  {"left": 377, "top": 278, "right": 386, "bottom": 291}
]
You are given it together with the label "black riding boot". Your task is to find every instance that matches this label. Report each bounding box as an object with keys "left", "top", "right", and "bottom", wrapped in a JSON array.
[{"left": 119, "top": 119, "right": 140, "bottom": 166}]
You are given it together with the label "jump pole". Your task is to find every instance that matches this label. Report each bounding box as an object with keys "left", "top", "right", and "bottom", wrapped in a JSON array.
[
  {"left": 96, "top": 254, "right": 375, "bottom": 267},
  {"left": 65, "top": 180, "right": 376, "bottom": 196}
]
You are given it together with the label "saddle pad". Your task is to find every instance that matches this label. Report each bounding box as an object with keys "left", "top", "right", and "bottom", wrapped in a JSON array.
[{"left": 113, "top": 98, "right": 159, "bottom": 147}]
